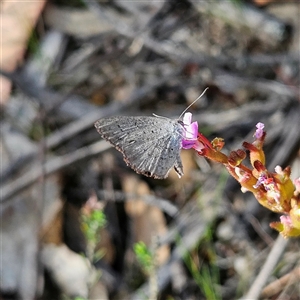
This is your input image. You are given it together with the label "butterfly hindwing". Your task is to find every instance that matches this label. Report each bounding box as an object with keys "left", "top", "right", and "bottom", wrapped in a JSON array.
[{"left": 125, "top": 134, "right": 183, "bottom": 179}]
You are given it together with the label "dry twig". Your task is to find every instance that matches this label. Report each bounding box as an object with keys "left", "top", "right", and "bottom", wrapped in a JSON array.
[
  {"left": 260, "top": 266, "right": 300, "bottom": 298},
  {"left": 240, "top": 235, "right": 289, "bottom": 300}
]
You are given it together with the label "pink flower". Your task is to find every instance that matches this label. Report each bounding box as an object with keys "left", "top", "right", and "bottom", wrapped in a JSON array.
[
  {"left": 254, "top": 122, "right": 265, "bottom": 139},
  {"left": 253, "top": 172, "right": 281, "bottom": 203},
  {"left": 293, "top": 177, "right": 300, "bottom": 193},
  {"left": 181, "top": 112, "right": 198, "bottom": 149},
  {"left": 280, "top": 215, "right": 292, "bottom": 227},
  {"left": 253, "top": 172, "right": 268, "bottom": 189}
]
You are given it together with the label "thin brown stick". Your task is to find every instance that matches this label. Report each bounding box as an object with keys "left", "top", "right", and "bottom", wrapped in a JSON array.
[
  {"left": 240, "top": 235, "right": 289, "bottom": 300},
  {"left": 261, "top": 267, "right": 300, "bottom": 299}
]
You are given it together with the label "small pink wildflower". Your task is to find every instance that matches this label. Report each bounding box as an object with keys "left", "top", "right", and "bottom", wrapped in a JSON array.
[
  {"left": 293, "top": 178, "right": 300, "bottom": 194},
  {"left": 181, "top": 112, "right": 198, "bottom": 149},
  {"left": 280, "top": 215, "right": 292, "bottom": 226},
  {"left": 254, "top": 122, "right": 265, "bottom": 139},
  {"left": 253, "top": 172, "right": 280, "bottom": 203},
  {"left": 253, "top": 172, "right": 268, "bottom": 189}
]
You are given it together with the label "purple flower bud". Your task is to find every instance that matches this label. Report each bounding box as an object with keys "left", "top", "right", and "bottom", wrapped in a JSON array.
[{"left": 254, "top": 122, "right": 265, "bottom": 139}]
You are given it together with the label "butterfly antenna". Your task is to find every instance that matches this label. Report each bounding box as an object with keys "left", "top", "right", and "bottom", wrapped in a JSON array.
[
  {"left": 152, "top": 113, "right": 169, "bottom": 119},
  {"left": 179, "top": 87, "right": 209, "bottom": 119}
]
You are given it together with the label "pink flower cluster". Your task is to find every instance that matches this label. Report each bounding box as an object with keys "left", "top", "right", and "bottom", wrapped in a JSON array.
[{"left": 181, "top": 113, "right": 300, "bottom": 238}]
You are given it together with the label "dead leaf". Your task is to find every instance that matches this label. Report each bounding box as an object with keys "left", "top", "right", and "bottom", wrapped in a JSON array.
[
  {"left": 0, "top": 0, "right": 46, "bottom": 104},
  {"left": 123, "top": 175, "right": 170, "bottom": 265}
]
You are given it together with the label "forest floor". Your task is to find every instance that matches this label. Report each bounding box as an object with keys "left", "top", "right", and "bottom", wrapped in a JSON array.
[{"left": 1, "top": 1, "right": 299, "bottom": 299}]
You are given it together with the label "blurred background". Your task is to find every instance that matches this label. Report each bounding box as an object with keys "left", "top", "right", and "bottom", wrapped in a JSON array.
[{"left": 1, "top": 0, "right": 299, "bottom": 299}]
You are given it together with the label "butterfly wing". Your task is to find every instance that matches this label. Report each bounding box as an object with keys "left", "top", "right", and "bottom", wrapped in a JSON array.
[{"left": 94, "top": 116, "right": 184, "bottom": 179}]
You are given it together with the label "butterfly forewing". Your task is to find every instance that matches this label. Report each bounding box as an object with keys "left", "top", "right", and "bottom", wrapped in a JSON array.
[{"left": 94, "top": 116, "right": 185, "bottom": 179}]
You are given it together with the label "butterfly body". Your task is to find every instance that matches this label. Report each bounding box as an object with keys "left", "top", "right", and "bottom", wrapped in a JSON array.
[{"left": 94, "top": 116, "right": 185, "bottom": 179}]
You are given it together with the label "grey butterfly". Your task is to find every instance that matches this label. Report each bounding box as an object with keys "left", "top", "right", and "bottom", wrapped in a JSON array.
[{"left": 94, "top": 116, "right": 185, "bottom": 179}]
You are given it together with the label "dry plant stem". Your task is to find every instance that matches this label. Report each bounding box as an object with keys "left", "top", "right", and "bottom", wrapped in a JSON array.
[
  {"left": 83, "top": 0, "right": 298, "bottom": 70},
  {"left": 98, "top": 190, "right": 179, "bottom": 217},
  {"left": 215, "top": 71, "right": 296, "bottom": 98},
  {"left": 260, "top": 266, "right": 300, "bottom": 298},
  {"left": 246, "top": 215, "right": 274, "bottom": 247},
  {"left": 0, "top": 140, "right": 111, "bottom": 203},
  {"left": 149, "top": 236, "right": 159, "bottom": 300},
  {"left": 194, "top": 1, "right": 288, "bottom": 44},
  {"left": 241, "top": 234, "right": 289, "bottom": 300},
  {"left": 267, "top": 107, "right": 300, "bottom": 169}
]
